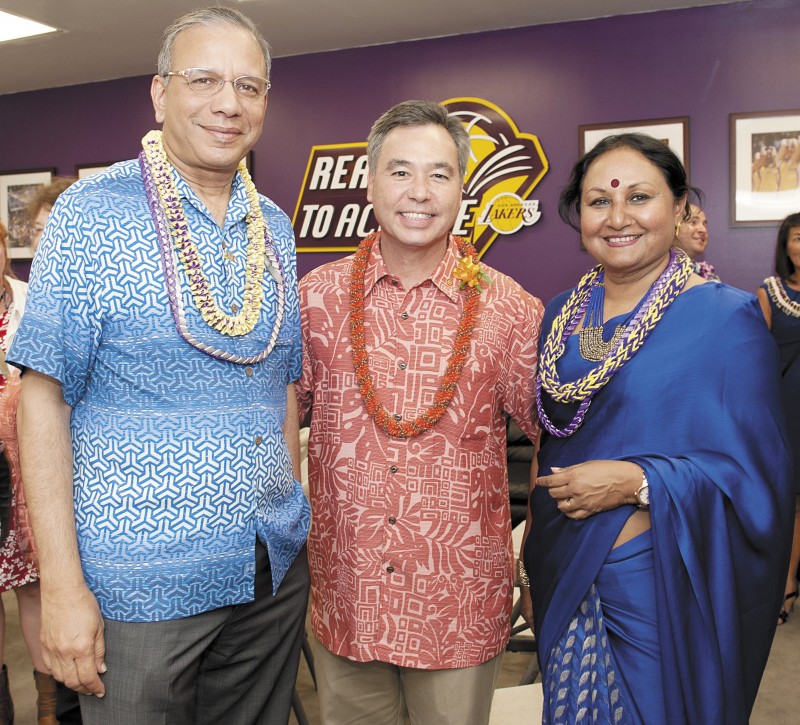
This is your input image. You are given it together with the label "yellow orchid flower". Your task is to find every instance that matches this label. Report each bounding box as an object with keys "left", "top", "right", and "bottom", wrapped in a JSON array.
[{"left": 452, "top": 254, "right": 491, "bottom": 292}]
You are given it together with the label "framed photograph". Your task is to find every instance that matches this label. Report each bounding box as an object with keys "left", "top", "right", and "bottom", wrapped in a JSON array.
[
  {"left": 730, "top": 109, "right": 800, "bottom": 226},
  {"left": 0, "top": 169, "right": 54, "bottom": 259},
  {"left": 579, "top": 117, "right": 690, "bottom": 174},
  {"left": 76, "top": 162, "right": 116, "bottom": 179}
]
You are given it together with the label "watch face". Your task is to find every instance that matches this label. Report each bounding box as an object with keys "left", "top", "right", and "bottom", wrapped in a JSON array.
[{"left": 638, "top": 485, "right": 650, "bottom": 506}]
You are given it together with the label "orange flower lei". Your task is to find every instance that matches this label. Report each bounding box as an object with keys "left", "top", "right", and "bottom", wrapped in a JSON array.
[{"left": 349, "top": 232, "right": 483, "bottom": 438}]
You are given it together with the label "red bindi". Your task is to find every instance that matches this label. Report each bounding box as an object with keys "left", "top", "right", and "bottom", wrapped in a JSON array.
[{"left": 610, "top": 178, "right": 620, "bottom": 188}]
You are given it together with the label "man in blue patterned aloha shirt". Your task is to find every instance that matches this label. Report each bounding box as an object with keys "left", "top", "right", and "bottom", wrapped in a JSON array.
[{"left": 8, "top": 8, "right": 310, "bottom": 724}]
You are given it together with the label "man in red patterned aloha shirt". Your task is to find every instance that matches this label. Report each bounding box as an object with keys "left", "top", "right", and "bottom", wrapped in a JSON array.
[{"left": 297, "top": 100, "right": 543, "bottom": 725}]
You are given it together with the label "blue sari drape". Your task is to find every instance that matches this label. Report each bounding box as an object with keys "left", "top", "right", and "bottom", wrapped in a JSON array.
[{"left": 525, "top": 283, "right": 794, "bottom": 724}]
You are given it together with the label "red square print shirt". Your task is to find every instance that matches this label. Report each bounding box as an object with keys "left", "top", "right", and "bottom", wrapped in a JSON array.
[{"left": 297, "top": 237, "right": 543, "bottom": 669}]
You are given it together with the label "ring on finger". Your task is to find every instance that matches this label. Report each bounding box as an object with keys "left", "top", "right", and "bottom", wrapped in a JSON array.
[{"left": 566, "top": 497, "right": 573, "bottom": 510}]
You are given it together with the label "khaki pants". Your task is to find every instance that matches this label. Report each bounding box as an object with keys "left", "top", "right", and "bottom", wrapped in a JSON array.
[{"left": 312, "top": 636, "right": 503, "bottom": 725}]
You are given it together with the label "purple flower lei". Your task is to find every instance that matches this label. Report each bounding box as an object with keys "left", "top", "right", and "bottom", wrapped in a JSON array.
[
  {"left": 139, "top": 131, "right": 285, "bottom": 365},
  {"left": 536, "top": 249, "right": 692, "bottom": 437}
]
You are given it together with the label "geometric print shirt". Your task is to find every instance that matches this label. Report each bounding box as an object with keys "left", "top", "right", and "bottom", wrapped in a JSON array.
[
  {"left": 297, "top": 237, "right": 543, "bottom": 668},
  {"left": 8, "top": 159, "right": 309, "bottom": 622}
]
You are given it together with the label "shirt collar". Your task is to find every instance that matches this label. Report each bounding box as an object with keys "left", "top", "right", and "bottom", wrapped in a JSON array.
[
  {"left": 362, "top": 235, "right": 463, "bottom": 303},
  {"left": 172, "top": 169, "right": 250, "bottom": 227}
]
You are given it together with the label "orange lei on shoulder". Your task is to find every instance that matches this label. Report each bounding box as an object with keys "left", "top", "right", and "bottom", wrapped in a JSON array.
[{"left": 349, "top": 232, "right": 484, "bottom": 438}]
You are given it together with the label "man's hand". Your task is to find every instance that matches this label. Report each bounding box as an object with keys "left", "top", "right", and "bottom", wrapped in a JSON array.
[{"left": 40, "top": 584, "right": 106, "bottom": 697}]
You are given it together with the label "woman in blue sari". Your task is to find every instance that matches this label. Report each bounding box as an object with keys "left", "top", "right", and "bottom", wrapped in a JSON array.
[{"left": 519, "top": 134, "right": 794, "bottom": 724}]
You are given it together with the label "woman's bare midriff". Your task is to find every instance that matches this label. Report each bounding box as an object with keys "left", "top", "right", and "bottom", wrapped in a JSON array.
[{"left": 613, "top": 509, "right": 651, "bottom": 548}]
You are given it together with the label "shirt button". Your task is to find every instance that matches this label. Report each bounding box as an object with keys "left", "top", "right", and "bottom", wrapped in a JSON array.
[
  {"left": 232, "top": 302, "right": 240, "bottom": 314},
  {"left": 390, "top": 465, "right": 398, "bottom": 473},
  {"left": 388, "top": 516, "right": 396, "bottom": 525},
  {"left": 386, "top": 566, "right": 394, "bottom": 573},
  {"left": 255, "top": 435, "right": 263, "bottom": 445},
  {"left": 394, "top": 414, "right": 402, "bottom": 421},
  {"left": 245, "top": 367, "right": 254, "bottom": 377},
  {"left": 400, "top": 312, "right": 409, "bottom": 320},
  {"left": 398, "top": 362, "right": 407, "bottom": 370},
  {"left": 391, "top": 279, "right": 399, "bottom": 287}
]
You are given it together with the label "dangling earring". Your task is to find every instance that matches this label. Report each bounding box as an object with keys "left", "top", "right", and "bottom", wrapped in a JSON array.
[{"left": 674, "top": 221, "right": 682, "bottom": 241}]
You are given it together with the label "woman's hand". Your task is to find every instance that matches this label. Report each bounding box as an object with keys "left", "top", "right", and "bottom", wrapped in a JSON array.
[
  {"left": 536, "top": 460, "right": 643, "bottom": 519},
  {"left": 520, "top": 584, "right": 534, "bottom": 632}
]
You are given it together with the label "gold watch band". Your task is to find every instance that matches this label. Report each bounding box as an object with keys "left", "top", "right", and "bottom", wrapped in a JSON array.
[{"left": 516, "top": 558, "right": 530, "bottom": 587}]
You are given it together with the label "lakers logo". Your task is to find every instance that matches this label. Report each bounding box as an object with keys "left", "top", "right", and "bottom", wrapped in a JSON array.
[
  {"left": 445, "top": 98, "right": 548, "bottom": 256},
  {"left": 292, "top": 99, "right": 548, "bottom": 255},
  {"left": 477, "top": 194, "right": 541, "bottom": 235}
]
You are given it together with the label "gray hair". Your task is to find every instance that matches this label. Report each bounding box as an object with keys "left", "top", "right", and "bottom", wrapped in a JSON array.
[
  {"left": 157, "top": 6, "right": 272, "bottom": 80},
  {"left": 367, "top": 100, "right": 470, "bottom": 180}
]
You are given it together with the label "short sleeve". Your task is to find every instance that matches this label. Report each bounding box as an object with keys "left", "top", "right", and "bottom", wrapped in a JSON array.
[
  {"left": 262, "top": 196, "right": 302, "bottom": 384},
  {"left": 6, "top": 190, "right": 102, "bottom": 406},
  {"left": 499, "top": 283, "right": 544, "bottom": 442}
]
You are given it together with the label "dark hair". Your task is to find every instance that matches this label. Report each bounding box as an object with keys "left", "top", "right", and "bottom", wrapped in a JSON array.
[
  {"left": 775, "top": 211, "right": 800, "bottom": 279},
  {"left": 0, "top": 222, "right": 16, "bottom": 280},
  {"left": 27, "top": 177, "right": 77, "bottom": 219},
  {"left": 367, "top": 100, "right": 470, "bottom": 180},
  {"left": 558, "top": 133, "right": 702, "bottom": 231}
]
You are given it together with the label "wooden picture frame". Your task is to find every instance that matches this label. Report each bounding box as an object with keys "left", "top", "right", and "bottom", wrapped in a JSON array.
[
  {"left": 579, "top": 117, "right": 690, "bottom": 176},
  {"left": 0, "top": 168, "right": 54, "bottom": 259},
  {"left": 729, "top": 109, "right": 800, "bottom": 226}
]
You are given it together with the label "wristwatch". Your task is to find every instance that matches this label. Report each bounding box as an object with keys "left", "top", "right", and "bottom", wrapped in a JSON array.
[
  {"left": 515, "top": 558, "right": 530, "bottom": 587},
  {"left": 634, "top": 473, "right": 650, "bottom": 510}
]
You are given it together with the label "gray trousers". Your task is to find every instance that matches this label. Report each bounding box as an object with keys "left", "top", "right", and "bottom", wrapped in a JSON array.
[{"left": 80, "top": 543, "right": 310, "bottom": 725}]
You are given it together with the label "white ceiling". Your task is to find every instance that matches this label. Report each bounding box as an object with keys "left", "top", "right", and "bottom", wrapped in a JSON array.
[{"left": 0, "top": 0, "right": 739, "bottom": 96}]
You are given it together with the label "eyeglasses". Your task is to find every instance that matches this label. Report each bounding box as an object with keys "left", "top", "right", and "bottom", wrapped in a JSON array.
[{"left": 163, "top": 68, "right": 271, "bottom": 99}]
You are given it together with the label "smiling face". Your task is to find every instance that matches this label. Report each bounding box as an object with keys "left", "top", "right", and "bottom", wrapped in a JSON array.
[
  {"left": 675, "top": 204, "right": 708, "bottom": 259},
  {"left": 150, "top": 22, "right": 267, "bottom": 179},
  {"left": 580, "top": 146, "right": 685, "bottom": 279},
  {"left": 367, "top": 124, "right": 463, "bottom": 257}
]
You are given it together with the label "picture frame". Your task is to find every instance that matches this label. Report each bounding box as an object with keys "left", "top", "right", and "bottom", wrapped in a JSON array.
[
  {"left": 729, "top": 109, "right": 800, "bottom": 226},
  {"left": 0, "top": 168, "right": 54, "bottom": 259},
  {"left": 579, "top": 117, "right": 690, "bottom": 175},
  {"left": 76, "top": 162, "right": 116, "bottom": 179}
]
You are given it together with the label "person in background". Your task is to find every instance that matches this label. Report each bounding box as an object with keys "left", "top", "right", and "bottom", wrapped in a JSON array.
[
  {"left": 27, "top": 178, "right": 77, "bottom": 255},
  {"left": 521, "top": 133, "right": 793, "bottom": 724},
  {"left": 674, "top": 202, "right": 721, "bottom": 281},
  {"left": 756, "top": 211, "right": 800, "bottom": 626},
  {"left": 8, "top": 7, "right": 309, "bottom": 724},
  {"left": 297, "top": 100, "right": 543, "bottom": 725},
  {"left": 20, "top": 178, "right": 83, "bottom": 724},
  {"left": 0, "top": 221, "right": 58, "bottom": 724}
]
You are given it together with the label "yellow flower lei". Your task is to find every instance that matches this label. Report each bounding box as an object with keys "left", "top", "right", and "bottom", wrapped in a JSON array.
[{"left": 141, "top": 130, "right": 267, "bottom": 337}]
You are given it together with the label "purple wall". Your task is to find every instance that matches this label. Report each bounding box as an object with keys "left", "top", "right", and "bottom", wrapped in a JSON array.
[{"left": 2, "top": 1, "right": 798, "bottom": 302}]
